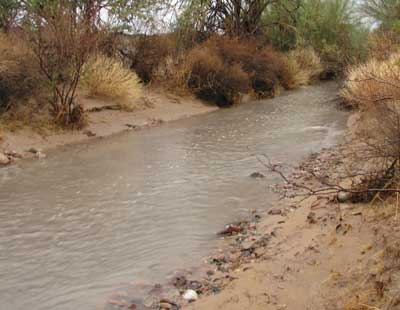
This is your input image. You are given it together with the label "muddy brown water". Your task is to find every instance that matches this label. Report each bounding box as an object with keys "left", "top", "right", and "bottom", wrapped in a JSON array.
[{"left": 0, "top": 82, "right": 348, "bottom": 310}]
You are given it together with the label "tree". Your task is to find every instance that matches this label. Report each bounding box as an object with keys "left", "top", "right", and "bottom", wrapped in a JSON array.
[
  {"left": 0, "top": 0, "right": 21, "bottom": 32},
  {"left": 24, "top": 0, "right": 100, "bottom": 127},
  {"left": 362, "top": 0, "right": 400, "bottom": 31}
]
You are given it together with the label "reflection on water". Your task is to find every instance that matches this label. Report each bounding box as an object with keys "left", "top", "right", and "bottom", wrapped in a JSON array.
[{"left": 0, "top": 82, "right": 347, "bottom": 310}]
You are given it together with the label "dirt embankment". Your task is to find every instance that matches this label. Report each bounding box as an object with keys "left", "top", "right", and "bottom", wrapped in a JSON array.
[{"left": 0, "top": 89, "right": 218, "bottom": 162}]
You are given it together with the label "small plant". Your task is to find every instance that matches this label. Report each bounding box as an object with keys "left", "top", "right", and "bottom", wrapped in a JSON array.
[{"left": 81, "top": 54, "right": 142, "bottom": 107}]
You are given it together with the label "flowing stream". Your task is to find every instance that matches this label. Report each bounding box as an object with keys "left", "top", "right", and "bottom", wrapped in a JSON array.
[{"left": 0, "top": 82, "right": 348, "bottom": 310}]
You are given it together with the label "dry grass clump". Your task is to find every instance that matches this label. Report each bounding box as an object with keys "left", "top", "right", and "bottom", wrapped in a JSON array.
[
  {"left": 368, "top": 31, "right": 400, "bottom": 61},
  {"left": 80, "top": 54, "right": 142, "bottom": 109},
  {"left": 341, "top": 53, "right": 400, "bottom": 107},
  {"left": 281, "top": 54, "right": 309, "bottom": 89},
  {"left": 288, "top": 48, "right": 323, "bottom": 85}
]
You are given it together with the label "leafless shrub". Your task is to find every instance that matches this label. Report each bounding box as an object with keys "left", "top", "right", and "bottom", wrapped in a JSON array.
[{"left": 25, "top": 1, "right": 100, "bottom": 128}]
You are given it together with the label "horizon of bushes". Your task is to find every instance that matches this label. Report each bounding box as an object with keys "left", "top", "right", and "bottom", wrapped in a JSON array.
[{"left": 0, "top": 0, "right": 396, "bottom": 131}]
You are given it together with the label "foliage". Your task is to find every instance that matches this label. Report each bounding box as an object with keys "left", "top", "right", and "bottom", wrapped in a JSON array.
[
  {"left": 282, "top": 47, "right": 323, "bottom": 89},
  {"left": 367, "top": 30, "right": 400, "bottom": 61},
  {"left": 0, "top": 0, "right": 21, "bottom": 32},
  {"left": 80, "top": 54, "right": 142, "bottom": 104},
  {"left": 0, "top": 33, "right": 43, "bottom": 112},
  {"left": 265, "top": 0, "right": 368, "bottom": 76},
  {"left": 186, "top": 45, "right": 250, "bottom": 106},
  {"left": 24, "top": 0, "right": 101, "bottom": 128},
  {"left": 362, "top": 0, "right": 400, "bottom": 31},
  {"left": 122, "top": 34, "right": 176, "bottom": 83},
  {"left": 341, "top": 53, "right": 400, "bottom": 107},
  {"left": 288, "top": 47, "right": 323, "bottom": 82}
]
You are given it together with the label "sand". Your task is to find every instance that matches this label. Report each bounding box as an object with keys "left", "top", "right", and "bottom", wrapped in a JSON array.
[{"left": 0, "top": 88, "right": 218, "bottom": 155}]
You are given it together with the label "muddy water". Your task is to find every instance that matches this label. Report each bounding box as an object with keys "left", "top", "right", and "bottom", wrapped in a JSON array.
[{"left": 0, "top": 83, "right": 347, "bottom": 310}]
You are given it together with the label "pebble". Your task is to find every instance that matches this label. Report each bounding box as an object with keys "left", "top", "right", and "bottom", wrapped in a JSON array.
[
  {"left": 159, "top": 302, "right": 172, "bottom": 309},
  {"left": 0, "top": 153, "right": 10, "bottom": 165},
  {"left": 337, "top": 191, "right": 352, "bottom": 203},
  {"left": 250, "top": 172, "right": 265, "bottom": 178},
  {"left": 268, "top": 209, "right": 282, "bottom": 215},
  {"left": 182, "top": 289, "right": 198, "bottom": 301}
]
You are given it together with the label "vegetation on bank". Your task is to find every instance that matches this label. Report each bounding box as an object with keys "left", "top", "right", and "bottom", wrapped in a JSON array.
[{"left": 0, "top": 0, "right": 370, "bottom": 132}]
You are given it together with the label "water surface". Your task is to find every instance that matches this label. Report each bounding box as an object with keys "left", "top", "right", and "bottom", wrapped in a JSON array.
[{"left": 0, "top": 83, "right": 347, "bottom": 310}]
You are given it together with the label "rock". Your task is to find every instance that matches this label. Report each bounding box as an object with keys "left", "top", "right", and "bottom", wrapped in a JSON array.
[
  {"left": 0, "top": 153, "right": 10, "bottom": 165},
  {"left": 189, "top": 280, "right": 202, "bottom": 290},
  {"left": 27, "top": 147, "right": 39, "bottom": 154},
  {"left": 36, "top": 152, "right": 46, "bottom": 159},
  {"left": 171, "top": 275, "right": 187, "bottom": 288},
  {"left": 83, "top": 129, "right": 96, "bottom": 137},
  {"left": 182, "top": 289, "right": 198, "bottom": 302},
  {"left": 337, "top": 191, "right": 352, "bottom": 203},
  {"left": 250, "top": 172, "right": 265, "bottom": 179},
  {"left": 218, "top": 224, "right": 243, "bottom": 236},
  {"left": 307, "top": 212, "right": 317, "bottom": 224},
  {"left": 125, "top": 123, "right": 138, "bottom": 129},
  {"left": 159, "top": 302, "right": 172, "bottom": 309},
  {"left": 108, "top": 299, "right": 127, "bottom": 307},
  {"left": 4, "top": 150, "right": 23, "bottom": 158},
  {"left": 268, "top": 209, "right": 282, "bottom": 215},
  {"left": 241, "top": 240, "right": 256, "bottom": 251}
]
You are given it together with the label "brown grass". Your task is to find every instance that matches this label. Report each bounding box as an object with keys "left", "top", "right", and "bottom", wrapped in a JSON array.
[
  {"left": 368, "top": 31, "right": 400, "bottom": 61},
  {"left": 341, "top": 53, "right": 400, "bottom": 107},
  {"left": 80, "top": 54, "right": 142, "bottom": 110}
]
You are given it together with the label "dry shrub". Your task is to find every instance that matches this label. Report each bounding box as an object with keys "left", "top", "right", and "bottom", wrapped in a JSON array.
[
  {"left": 280, "top": 55, "right": 308, "bottom": 89},
  {"left": 80, "top": 54, "right": 142, "bottom": 108},
  {"left": 368, "top": 31, "right": 400, "bottom": 61},
  {"left": 0, "top": 100, "right": 56, "bottom": 134},
  {"left": 341, "top": 53, "right": 400, "bottom": 107},
  {"left": 206, "top": 36, "right": 285, "bottom": 98},
  {"left": 125, "top": 34, "right": 176, "bottom": 83},
  {"left": 153, "top": 55, "right": 191, "bottom": 93},
  {"left": 0, "top": 33, "right": 43, "bottom": 112},
  {"left": 186, "top": 46, "right": 250, "bottom": 106},
  {"left": 153, "top": 35, "right": 295, "bottom": 106},
  {"left": 281, "top": 47, "right": 323, "bottom": 89},
  {"left": 287, "top": 48, "right": 323, "bottom": 84}
]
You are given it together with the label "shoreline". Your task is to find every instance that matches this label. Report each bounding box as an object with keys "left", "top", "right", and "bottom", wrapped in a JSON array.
[
  {"left": 111, "top": 111, "right": 399, "bottom": 310},
  {"left": 0, "top": 88, "right": 219, "bottom": 164}
]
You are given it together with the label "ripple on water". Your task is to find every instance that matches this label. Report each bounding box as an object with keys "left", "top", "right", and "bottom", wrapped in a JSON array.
[{"left": 0, "top": 82, "right": 348, "bottom": 310}]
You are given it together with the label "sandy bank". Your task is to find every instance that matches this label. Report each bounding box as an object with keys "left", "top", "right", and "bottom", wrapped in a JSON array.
[
  {"left": 178, "top": 136, "right": 400, "bottom": 310},
  {"left": 0, "top": 88, "right": 218, "bottom": 157}
]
